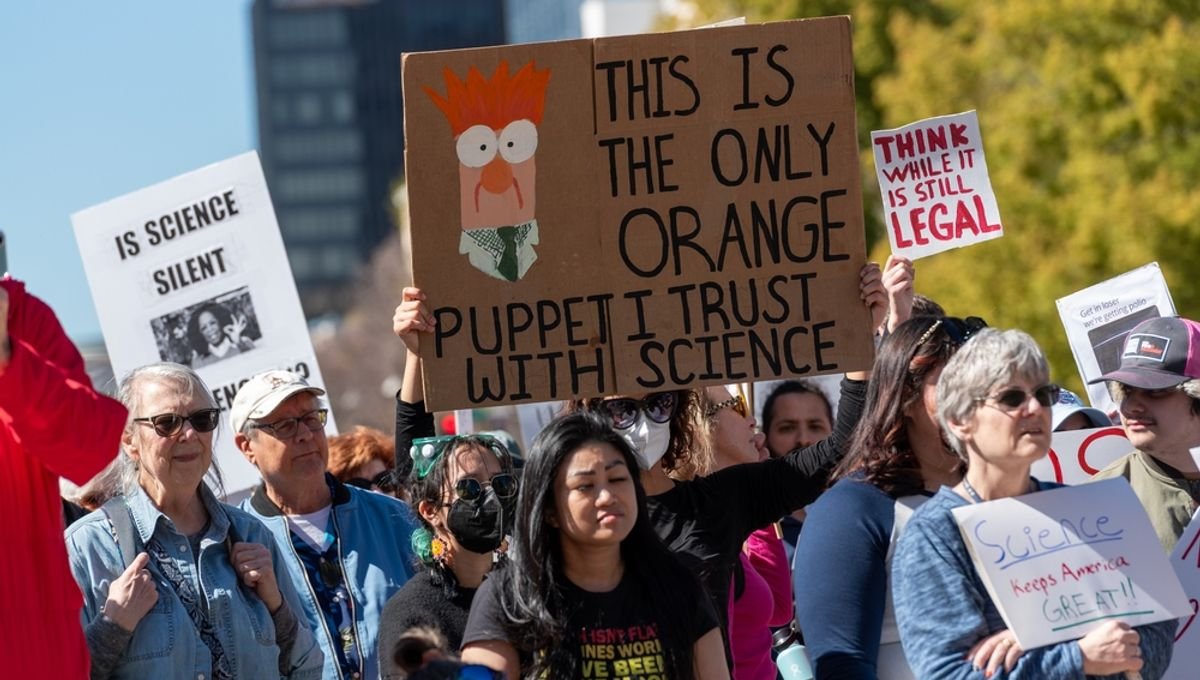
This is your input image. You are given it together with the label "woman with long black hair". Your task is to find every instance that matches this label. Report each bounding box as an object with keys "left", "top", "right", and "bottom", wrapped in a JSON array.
[{"left": 460, "top": 412, "right": 728, "bottom": 679}]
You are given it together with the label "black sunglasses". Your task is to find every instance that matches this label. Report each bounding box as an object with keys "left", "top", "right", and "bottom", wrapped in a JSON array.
[
  {"left": 132, "top": 408, "right": 220, "bottom": 437},
  {"left": 979, "top": 384, "right": 1061, "bottom": 411},
  {"left": 318, "top": 555, "right": 343, "bottom": 589},
  {"left": 345, "top": 469, "right": 395, "bottom": 492},
  {"left": 454, "top": 473, "right": 519, "bottom": 502},
  {"left": 600, "top": 392, "right": 679, "bottom": 430}
]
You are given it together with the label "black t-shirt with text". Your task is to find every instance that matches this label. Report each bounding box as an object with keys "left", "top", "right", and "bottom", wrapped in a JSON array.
[{"left": 462, "top": 568, "right": 718, "bottom": 679}]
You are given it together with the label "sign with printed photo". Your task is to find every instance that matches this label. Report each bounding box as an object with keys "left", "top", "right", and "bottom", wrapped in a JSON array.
[
  {"left": 952, "top": 479, "right": 1189, "bottom": 650},
  {"left": 71, "top": 152, "right": 336, "bottom": 498},
  {"left": 1056, "top": 263, "right": 1176, "bottom": 415},
  {"left": 404, "top": 17, "right": 875, "bottom": 411}
]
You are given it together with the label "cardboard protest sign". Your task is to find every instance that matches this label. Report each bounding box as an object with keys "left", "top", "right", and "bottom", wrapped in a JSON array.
[
  {"left": 1057, "top": 263, "right": 1175, "bottom": 414},
  {"left": 72, "top": 152, "right": 336, "bottom": 497},
  {"left": 1164, "top": 511, "right": 1200, "bottom": 680},
  {"left": 871, "top": 110, "right": 1002, "bottom": 260},
  {"left": 1031, "top": 427, "right": 1132, "bottom": 486},
  {"left": 952, "top": 479, "right": 1189, "bottom": 650},
  {"left": 404, "top": 17, "right": 874, "bottom": 411}
]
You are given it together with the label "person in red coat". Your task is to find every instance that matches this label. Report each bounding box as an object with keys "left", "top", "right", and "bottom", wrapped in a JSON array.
[{"left": 0, "top": 278, "right": 127, "bottom": 678}]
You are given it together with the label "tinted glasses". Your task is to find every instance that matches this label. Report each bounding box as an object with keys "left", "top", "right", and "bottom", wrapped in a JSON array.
[
  {"left": 601, "top": 391, "right": 679, "bottom": 430},
  {"left": 133, "top": 408, "right": 220, "bottom": 437},
  {"left": 252, "top": 409, "right": 328, "bottom": 440},
  {"left": 454, "top": 473, "right": 519, "bottom": 501},
  {"left": 980, "top": 384, "right": 1061, "bottom": 412}
]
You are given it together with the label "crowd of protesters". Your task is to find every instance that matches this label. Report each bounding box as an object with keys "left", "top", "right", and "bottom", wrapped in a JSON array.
[{"left": 4, "top": 244, "right": 1199, "bottom": 680}]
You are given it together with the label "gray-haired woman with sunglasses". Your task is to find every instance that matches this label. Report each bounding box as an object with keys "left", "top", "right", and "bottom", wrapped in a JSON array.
[
  {"left": 65, "top": 362, "right": 322, "bottom": 680},
  {"left": 381, "top": 290, "right": 519, "bottom": 679},
  {"left": 892, "top": 330, "right": 1176, "bottom": 679}
]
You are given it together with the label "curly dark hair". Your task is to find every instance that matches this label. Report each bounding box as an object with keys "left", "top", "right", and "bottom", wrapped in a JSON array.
[
  {"left": 187, "top": 302, "right": 233, "bottom": 357},
  {"left": 566, "top": 389, "right": 702, "bottom": 473},
  {"left": 832, "top": 316, "right": 965, "bottom": 497}
]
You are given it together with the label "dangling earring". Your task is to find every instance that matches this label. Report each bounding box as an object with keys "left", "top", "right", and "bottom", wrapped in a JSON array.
[{"left": 430, "top": 536, "right": 448, "bottom": 563}]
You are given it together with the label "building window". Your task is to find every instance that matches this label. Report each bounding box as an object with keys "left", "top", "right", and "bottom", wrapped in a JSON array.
[
  {"left": 288, "top": 246, "right": 317, "bottom": 279},
  {"left": 270, "top": 53, "right": 355, "bottom": 87},
  {"left": 329, "top": 90, "right": 355, "bottom": 123},
  {"left": 322, "top": 246, "right": 360, "bottom": 276},
  {"left": 268, "top": 10, "right": 348, "bottom": 49},
  {"left": 279, "top": 207, "right": 360, "bottom": 240},
  {"left": 274, "top": 130, "right": 363, "bottom": 163},
  {"left": 276, "top": 167, "right": 365, "bottom": 202},
  {"left": 295, "top": 93, "right": 322, "bottom": 124}
]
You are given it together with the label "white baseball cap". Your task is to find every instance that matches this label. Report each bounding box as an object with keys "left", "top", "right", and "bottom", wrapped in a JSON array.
[{"left": 231, "top": 369, "right": 326, "bottom": 433}]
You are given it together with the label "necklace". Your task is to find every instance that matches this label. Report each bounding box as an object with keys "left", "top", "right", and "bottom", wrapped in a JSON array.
[
  {"left": 961, "top": 477, "right": 986, "bottom": 504},
  {"left": 960, "top": 476, "right": 1039, "bottom": 504}
]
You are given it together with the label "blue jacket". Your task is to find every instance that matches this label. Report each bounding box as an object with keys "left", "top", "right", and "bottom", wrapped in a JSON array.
[
  {"left": 66, "top": 483, "right": 323, "bottom": 680},
  {"left": 242, "top": 475, "right": 418, "bottom": 680}
]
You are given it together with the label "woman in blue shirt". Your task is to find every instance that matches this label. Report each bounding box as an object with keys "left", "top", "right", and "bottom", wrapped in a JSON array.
[{"left": 893, "top": 329, "right": 1175, "bottom": 679}]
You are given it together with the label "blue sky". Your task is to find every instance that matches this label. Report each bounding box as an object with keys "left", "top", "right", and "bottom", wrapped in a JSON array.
[{"left": 0, "top": 1, "right": 255, "bottom": 343}]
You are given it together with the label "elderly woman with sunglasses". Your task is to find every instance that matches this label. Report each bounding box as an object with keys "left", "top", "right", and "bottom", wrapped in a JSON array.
[
  {"left": 892, "top": 329, "right": 1176, "bottom": 679},
  {"left": 65, "top": 363, "right": 322, "bottom": 680}
]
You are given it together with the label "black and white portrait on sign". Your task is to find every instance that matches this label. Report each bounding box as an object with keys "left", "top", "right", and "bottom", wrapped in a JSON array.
[{"left": 150, "top": 286, "right": 262, "bottom": 368}]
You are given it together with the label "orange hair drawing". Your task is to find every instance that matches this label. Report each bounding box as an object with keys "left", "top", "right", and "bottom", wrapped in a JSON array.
[{"left": 424, "top": 60, "right": 551, "bottom": 136}]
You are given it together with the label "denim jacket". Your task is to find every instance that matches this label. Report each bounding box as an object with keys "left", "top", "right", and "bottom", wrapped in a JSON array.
[
  {"left": 242, "top": 476, "right": 419, "bottom": 680},
  {"left": 66, "top": 484, "right": 324, "bottom": 680}
]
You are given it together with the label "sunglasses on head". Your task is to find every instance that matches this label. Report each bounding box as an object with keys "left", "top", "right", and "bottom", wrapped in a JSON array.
[
  {"left": 410, "top": 434, "right": 514, "bottom": 480},
  {"left": 705, "top": 393, "right": 748, "bottom": 419},
  {"left": 917, "top": 316, "right": 988, "bottom": 347},
  {"left": 979, "top": 383, "right": 1061, "bottom": 411},
  {"left": 601, "top": 391, "right": 679, "bottom": 430},
  {"left": 454, "top": 473, "right": 519, "bottom": 502},
  {"left": 133, "top": 408, "right": 220, "bottom": 437}
]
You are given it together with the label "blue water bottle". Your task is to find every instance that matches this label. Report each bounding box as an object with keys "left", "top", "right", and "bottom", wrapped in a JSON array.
[{"left": 773, "top": 624, "right": 814, "bottom": 680}]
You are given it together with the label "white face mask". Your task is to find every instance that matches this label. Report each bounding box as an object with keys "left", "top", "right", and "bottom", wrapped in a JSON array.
[{"left": 621, "top": 415, "right": 672, "bottom": 470}]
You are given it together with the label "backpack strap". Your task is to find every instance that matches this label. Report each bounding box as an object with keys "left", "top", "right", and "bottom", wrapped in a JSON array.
[{"left": 101, "top": 496, "right": 140, "bottom": 570}]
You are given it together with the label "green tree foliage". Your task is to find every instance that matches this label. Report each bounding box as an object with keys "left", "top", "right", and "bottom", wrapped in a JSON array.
[{"left": 676, "top": 0, "right": 1200, "bottom": 392}]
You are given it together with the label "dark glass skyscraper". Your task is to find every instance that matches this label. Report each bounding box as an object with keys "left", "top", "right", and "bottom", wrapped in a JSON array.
[{"left": 252, "top": 0, "right": 505, "bottom": 316}]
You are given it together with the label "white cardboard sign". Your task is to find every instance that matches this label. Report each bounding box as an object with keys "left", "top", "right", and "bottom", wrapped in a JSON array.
[
  {"left": 71, "top": 152, "right": 336, "bottom": 498},
  {"left": 871, "top": 110, "right": 1003, "bottom": 260},
  {"left": 1163, "top": 511, "right": 1200, "bottom": 680},
  {"left": 952, "top": 479, "right": 1189, "bottom": 650},
  {"left": 1031, "top": 427, "right": 1133, "bottom": 486},
  {"left": 1056, "top": 263, "right": 1175, "bottom": 415}
]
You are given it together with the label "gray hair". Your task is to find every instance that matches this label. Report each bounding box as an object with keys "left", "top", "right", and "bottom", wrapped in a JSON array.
[
  {"left": 936, "top": 328, "right": 1050, "bottom": 458},
  {"left": 116, "top": 362, "right": 223, "bottom": 496}
]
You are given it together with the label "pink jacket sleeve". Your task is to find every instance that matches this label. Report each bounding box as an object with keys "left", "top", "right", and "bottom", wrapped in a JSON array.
[{"left": 745, "top": 525, "right": 794, "bottom": 627}]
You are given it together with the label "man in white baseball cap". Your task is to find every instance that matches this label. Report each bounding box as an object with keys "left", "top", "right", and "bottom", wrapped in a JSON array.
[{"left": 234, "top": 369, "right": 418, "bottom": 680}]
